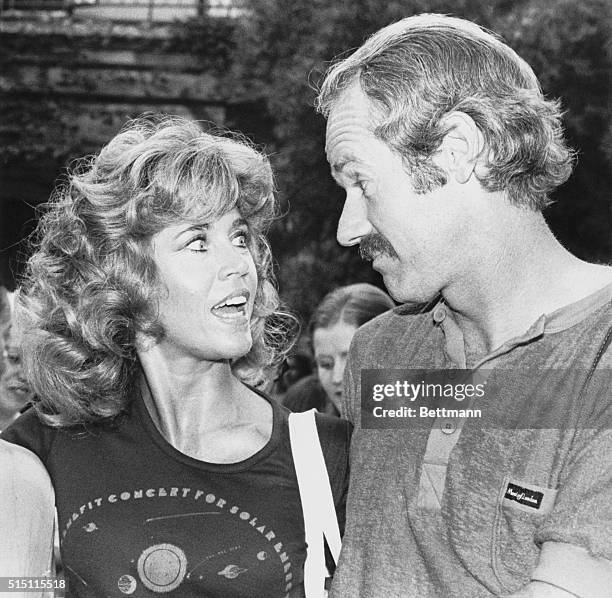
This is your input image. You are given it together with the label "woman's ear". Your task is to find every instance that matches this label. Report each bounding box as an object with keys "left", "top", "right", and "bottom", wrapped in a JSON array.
[{"left": 436, "top": 111, "right": 486, "bottom": 184}]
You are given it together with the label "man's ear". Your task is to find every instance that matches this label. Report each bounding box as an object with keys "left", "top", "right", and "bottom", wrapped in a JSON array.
[{"left": 436, "top": 111, "right": 486, "bottom": 184}]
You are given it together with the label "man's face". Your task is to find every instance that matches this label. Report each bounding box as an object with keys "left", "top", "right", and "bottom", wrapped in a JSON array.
[{"left": 325, "top": 84, "right": 469, "bottom": 304}]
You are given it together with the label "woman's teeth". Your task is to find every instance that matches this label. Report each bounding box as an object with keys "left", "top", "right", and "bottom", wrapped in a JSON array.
[{"left": 212, "top": 296, "right": 248, "bottom": 319}]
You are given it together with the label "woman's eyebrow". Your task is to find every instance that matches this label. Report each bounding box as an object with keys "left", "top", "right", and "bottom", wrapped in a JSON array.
[
  {"left": 172, "top": 222, "right": 209, "bottom": 240},
  {"left": 231, "top": 217, "right": 249, "bottom": 228}
]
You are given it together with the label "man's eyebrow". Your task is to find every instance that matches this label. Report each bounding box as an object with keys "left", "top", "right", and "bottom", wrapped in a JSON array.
[{"left": 331, "top": 158, "right": 362, "bottom": 179}]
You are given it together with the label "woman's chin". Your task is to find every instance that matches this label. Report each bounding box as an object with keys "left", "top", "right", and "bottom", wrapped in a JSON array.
[{"left": 225, "top": 335, "right": 254, "bottom": 362}]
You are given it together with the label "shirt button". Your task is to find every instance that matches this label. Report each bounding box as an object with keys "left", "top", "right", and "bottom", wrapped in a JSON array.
[
  {"left": 433, "top": 307, "right": 446, "bottom": 322},
  {"left": 440, "top": 419, "right": 456, "bottom": 434}
]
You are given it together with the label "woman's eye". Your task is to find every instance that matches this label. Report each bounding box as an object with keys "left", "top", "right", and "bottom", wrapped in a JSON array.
[
  {"left": 186, "top": 237, "right": 208, "bottom": 252},
  {"left": 232, "top": 231, "right": 249, "bottom": 248},
  {"left": 317, "top": 360, "right": 334, "bottom": 371}
]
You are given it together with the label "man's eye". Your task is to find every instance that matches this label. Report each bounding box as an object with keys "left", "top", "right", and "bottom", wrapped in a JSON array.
[
  {"left": 317, "top": 360, "right": 334, "bottom": 370},
  {"left": 352, "top": 179, "right": 368, "bottom": 194},
  {"left": 186, "top": 237, "right": 208, "bottom": 252}
]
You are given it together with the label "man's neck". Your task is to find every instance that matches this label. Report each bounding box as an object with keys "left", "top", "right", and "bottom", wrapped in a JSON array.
[{"left": 441, "top": 210, "right": 612, "bottom": 361}]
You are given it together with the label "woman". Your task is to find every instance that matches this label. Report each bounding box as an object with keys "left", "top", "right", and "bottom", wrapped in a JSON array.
[
  {"left": 2, "top": 115, "right": 351, "bottom": 597},
  {"left": 284, "top": 284, "right": 394, "bottom": 416}
]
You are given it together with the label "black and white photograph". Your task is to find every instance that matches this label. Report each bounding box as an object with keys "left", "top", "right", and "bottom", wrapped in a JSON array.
[{"left": 0, "top": 1, "right": 610, "bottom": 597}]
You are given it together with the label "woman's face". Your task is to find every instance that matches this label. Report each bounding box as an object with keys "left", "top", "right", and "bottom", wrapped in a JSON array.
[
  {"left": 150, "top": 208, "right": 258, "bottom": 365},
  {"left": 313, "top": 321, "right": 358, "bottom": 410}
]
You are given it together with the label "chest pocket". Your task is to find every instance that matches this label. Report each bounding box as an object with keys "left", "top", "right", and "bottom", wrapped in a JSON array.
[{"left": 492, "top": 476, "right": 558, "bottom": 593}]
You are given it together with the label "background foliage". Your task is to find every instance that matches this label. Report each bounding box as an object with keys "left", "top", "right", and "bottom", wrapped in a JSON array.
[{"left": 230, "top": 0, "right": 611, "bottom": 322}]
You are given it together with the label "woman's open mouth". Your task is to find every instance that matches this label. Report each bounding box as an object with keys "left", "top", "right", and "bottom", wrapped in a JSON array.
[{"left": 211, "top": 289, "right": 251, "bottom": 323}]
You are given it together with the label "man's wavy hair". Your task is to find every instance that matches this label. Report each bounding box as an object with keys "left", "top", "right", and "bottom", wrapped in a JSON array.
[
  {"left": 19, "top": 114, "right": 297, "bottom": 427},
  {"left": 317, "top": 14, "right": 575, "bottom": 209}
]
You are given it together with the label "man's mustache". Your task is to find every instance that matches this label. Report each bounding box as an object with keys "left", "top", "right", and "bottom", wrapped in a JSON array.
[{"left": 359, "top": 233, "right": 398, "bottom": 261}]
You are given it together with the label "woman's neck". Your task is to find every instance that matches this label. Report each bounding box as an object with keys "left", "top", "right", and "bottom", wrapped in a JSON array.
[{"left": 136, "top": 342, "right": 272, "bottom": 462}]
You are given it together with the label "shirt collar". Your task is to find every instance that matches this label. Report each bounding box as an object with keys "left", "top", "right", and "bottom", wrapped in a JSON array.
[{"left": 431, "top": 281, "right": 612, "bottom": 368}]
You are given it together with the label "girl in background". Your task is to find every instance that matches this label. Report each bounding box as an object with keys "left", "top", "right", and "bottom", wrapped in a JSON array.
[{"left": 284, "top": 283, "right": 394, "bottom": 416}]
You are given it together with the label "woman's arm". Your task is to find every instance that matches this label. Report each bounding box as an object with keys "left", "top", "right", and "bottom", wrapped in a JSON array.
[{"left": 0, "top": 439, "right": 55, "bottom": 588}]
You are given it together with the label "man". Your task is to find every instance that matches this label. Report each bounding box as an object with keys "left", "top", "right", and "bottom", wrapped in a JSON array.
[{"left": 317, "top": 14, "right": 612, "bottom": 598}]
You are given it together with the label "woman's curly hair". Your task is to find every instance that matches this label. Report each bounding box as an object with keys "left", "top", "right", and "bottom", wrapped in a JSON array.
[{"left": 18, "top": 114, "right": 297, "bottom": 427}]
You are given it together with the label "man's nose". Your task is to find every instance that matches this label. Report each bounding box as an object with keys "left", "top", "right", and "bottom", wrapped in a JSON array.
[{"left": 337, "top": 193, "right": 372, "bottom": 247}]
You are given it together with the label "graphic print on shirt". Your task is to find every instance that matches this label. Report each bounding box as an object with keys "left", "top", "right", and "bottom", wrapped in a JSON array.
[{"left": 61, "top": 486, "right": 298, "bottom": 597}]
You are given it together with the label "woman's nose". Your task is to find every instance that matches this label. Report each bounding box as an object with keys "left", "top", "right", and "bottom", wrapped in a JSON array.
[{"left": 217, "top": 247, "right": 251, "bottom": 280}]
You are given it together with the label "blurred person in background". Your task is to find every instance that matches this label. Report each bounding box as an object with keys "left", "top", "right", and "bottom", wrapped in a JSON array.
[
  {"left": 267, "top": 348, "right": 314, "bottom": 403},
  {"left": 0, "top": 287, "right": 9, "bottom": 382},
  {"left": 0, "top": 283, "right": 56, "bottom": 588},
  {"left": 284, "top": 283, "right": 394, "bottom": 415},
  {"left": 0, "top": 438, "right": 55, "bottom": 584},
  {"left": 1, "top": 114, "right": 351, "bottom": 597},
  {"left": 0, "top": 313, "right": 35, "bottom": 431}
]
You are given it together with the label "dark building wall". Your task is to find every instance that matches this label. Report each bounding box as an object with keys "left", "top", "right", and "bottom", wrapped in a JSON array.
[{"left": 0, "top": 10, "right": 250, "bottom": 288}]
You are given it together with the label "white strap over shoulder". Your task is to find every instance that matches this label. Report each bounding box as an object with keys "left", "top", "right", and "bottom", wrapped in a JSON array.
[{"left": 288, "top": 409, "right": 341, "bottom": 598}]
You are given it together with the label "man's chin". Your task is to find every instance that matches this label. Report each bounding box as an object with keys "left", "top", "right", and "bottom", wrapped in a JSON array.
[{"left": 379, "top": 270, "right": 439, "bottom": 306}]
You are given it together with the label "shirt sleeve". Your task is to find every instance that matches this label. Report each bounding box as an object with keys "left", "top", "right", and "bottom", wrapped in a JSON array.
[{"left": 532, "top": 361, "right": 612, "bottom": 596}]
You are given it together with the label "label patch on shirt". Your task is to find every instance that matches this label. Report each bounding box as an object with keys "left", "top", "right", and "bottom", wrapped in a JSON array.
[
  {"left": 504, "top": 482, "right": 543, "bottom": 509},
  {"left": 501, "top": 477, "right": 557, "bottom": 514}
]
